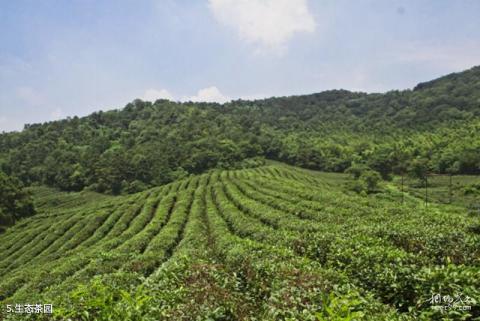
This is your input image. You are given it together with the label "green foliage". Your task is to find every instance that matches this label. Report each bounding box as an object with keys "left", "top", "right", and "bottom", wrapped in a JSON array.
[
  {"left": 0, "top": 170, "right": 35, "bottom": 231},
  {"left": 55, "top": 276, "right": 151, "bottom": 321},
  {"left": 408, "top": 158, "right": 430, "bottom": 180},
  {"left": 315, "top": 291, "right": 366, "bottom": 321},
  {"left": 345, "top": 163, "right": 369, "bottom": 179},
  {"left": 1, "top": 67, "right": 480, "bottom": 194},
  {"left": 346, "top": 166, "right": 382, "bottom": 194},
  {"left": 360, "top": 170, "right": 381, "bottom": 192},
  {"left": 0, "top": 164, "right": 478, "bottom": 320},
  {"left": 463, "top": 183, "right": 480, "bottom": 195}
]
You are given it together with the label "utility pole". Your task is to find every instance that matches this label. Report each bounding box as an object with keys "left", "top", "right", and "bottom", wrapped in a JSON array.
[
  {"left": 449, "top": 173, "right": 453, "bottom": 204},
  {"left": 425, "top": 174, "right": 428, "bottom": 207},
  {"left": 401, "top": 173, "right": 404, "bottom": 204}
]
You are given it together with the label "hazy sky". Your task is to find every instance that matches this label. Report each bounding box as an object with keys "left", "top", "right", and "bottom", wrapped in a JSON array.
[{"left": 1, "top": 0, "right": 480, "bottom": 132}]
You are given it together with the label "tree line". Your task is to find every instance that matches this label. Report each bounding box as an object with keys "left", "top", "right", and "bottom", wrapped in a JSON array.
[{"left": 0, "top": 66, "right": 479, "bottom": 195}]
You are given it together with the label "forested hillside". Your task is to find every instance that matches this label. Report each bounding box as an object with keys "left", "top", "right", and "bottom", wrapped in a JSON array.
[{"left": 1, "top": 66, "right": 479, "bottom": 194}]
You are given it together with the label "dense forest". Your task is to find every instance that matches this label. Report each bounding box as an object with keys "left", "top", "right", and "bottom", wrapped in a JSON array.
[{"left": 1, "top": 66, "right": 479, "bottom": 195}]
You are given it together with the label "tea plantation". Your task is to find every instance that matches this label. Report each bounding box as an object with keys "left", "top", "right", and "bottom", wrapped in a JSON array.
[{"left": 0, "top": 164, "right": 479, "bottom": 320}]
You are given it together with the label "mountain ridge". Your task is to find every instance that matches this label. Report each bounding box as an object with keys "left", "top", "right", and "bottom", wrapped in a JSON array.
[{"left": 1, "top": 65, "right": 479, "bottom": 194}]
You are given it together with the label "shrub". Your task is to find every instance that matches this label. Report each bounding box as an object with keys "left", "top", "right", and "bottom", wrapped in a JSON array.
[
  {"left": 0, "top": 171, "right": 35, "bottom": 231},
  {"left": 360, "top": 170, "right": 381, "bottom": 193}
]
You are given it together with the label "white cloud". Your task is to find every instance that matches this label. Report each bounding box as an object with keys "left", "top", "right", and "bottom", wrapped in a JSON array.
[
  {"left": 50, "top": 108, "right": 64, "bottom": 121},
  {"left": 183, "top": 86, "right": 230, "bottom": 103},
  {"left": 141, "top": 86, "right": 230, "bottom": 103},
  {"left": 209, "top": 0, "right": 316, "bottom": 53},
  {"left": 142, "top": 88, "right": 174, "bottom": 102}
]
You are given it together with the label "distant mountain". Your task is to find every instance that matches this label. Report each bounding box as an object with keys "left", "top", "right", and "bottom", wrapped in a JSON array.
[{"left": 1, "top": 66, "right": 479, "bottom": 194}]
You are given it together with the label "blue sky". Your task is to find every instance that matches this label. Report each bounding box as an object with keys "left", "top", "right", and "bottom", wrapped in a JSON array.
[{"left": 1, "top": 0, "right": 479, "bottom": 132}]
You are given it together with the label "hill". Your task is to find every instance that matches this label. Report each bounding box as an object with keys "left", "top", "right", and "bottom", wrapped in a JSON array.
[
  {"left": 0, "top": 164, "right": 478, "bottom": 320},
  {"left": 0, "top": 66, "right": 479, "bottom": 194}
]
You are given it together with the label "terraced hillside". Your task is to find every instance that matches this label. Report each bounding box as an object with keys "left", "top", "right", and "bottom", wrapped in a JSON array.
[{"left": 0, "top": 164, "right": 479, "bottom": 320}]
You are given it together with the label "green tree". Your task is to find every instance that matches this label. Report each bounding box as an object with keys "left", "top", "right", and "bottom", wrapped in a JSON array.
[
  {"left": 360, "top": 170, "right": 382, "bottom": 193},
  {"left": 408, "top": 158, "right": 430, "bottom": 180},
  {"left": 0, "top": 170, "right": 35, "bottom": 232},
  {"left": 346, "top": 163, "right": 369, "bottom": 179}
]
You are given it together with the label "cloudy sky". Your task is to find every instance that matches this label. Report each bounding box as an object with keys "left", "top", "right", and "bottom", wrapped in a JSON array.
[{"left": 1, "top": 0, "right": 480, "bottom": 132}]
